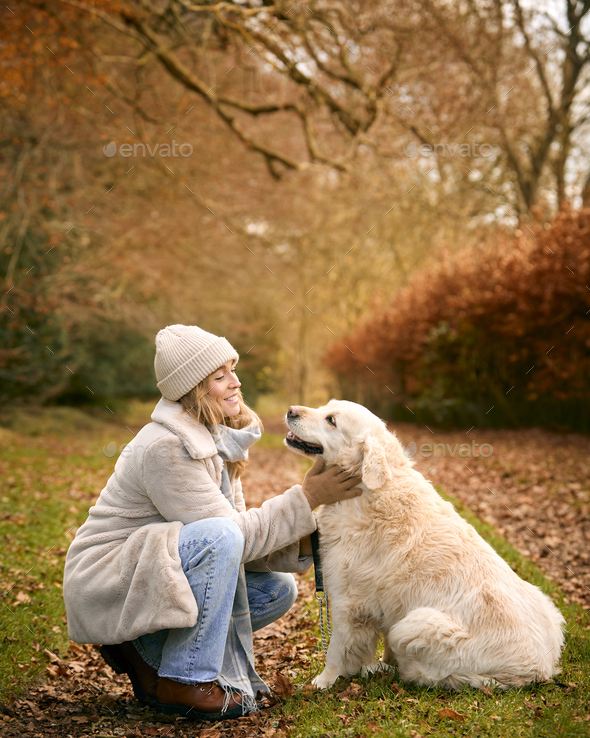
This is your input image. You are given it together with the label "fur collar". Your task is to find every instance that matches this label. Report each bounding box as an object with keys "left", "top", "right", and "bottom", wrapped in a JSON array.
[{"left": 150, "top": 397, "right": 217, "bottom": 460}]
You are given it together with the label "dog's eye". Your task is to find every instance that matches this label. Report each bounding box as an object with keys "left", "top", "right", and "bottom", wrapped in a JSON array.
[{"left": 326, "top": 416, "right": 336, "bottom": 427}]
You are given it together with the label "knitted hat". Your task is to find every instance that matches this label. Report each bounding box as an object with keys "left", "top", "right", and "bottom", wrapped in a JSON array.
[{"left": 154, "top": 324, "right": 239, "bottom": 401}]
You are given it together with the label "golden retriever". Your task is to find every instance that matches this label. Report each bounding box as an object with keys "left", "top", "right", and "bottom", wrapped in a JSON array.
[{"left": 285, "top": 400, "right": 565, "bottom": 689}]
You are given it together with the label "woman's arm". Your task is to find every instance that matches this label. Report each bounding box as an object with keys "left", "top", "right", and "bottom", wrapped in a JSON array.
[{"left": 234, "top": 476, "right": 314, "bottom": 571}]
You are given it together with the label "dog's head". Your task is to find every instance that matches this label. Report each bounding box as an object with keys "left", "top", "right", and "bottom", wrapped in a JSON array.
[{"left": 285, "top": 399, "right": 411, "bottom": 491}]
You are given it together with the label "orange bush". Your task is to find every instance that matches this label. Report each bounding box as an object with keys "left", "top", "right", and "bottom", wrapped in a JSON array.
[{"left": 325, "top": 208, "right": 590, "bottom": 429}]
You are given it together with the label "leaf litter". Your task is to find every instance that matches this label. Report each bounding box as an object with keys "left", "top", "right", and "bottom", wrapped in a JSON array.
[{"left": 1, "top": 420, "right": 589, "bottom": 736}]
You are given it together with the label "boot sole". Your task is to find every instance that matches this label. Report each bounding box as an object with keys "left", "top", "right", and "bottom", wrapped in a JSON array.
[{"left": 154, "top": 699, "right": 245, "bottom": 721}]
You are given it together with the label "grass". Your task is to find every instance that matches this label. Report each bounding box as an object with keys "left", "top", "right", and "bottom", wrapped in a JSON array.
[
  {"left": 0, "top": 401, "right": 152, "bottom": 698},
  {"left": 0, "top": 403, "right": 589, "bottom": 736}
]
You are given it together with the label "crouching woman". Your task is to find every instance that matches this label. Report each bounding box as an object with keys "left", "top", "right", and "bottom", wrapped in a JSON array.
[{"left": 63, "top": 324, "right": 360, "bottom": 722}]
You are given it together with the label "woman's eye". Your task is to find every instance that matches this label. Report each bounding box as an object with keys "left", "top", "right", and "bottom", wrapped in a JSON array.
[{"left": 326, "top": 416, "right": 336, "bottom": 427}]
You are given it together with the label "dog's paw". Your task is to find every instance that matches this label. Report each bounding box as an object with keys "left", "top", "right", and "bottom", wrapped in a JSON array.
[
  {"left": 312, "top": 671, "right": 336, "bottom": 689},
  {"left": 360, "top": 660, "right": 395, "bottom": 677},
  {"left": 360, "top": 661, "right": 384, "bottom": 676}
]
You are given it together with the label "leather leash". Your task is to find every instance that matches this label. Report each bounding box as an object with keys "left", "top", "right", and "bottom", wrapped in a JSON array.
[{"left": 310, "top": 528, "right": 323, "bottom": 593}]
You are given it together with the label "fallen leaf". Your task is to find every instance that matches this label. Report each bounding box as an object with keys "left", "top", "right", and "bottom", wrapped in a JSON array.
[
  {"left": 43, "top": 664, "right": 57, "bottom": 680},
  {"left": 14, "top": 591, "right": 31, "bottom": 606},
  {"left": 272, "top": 672, "right": 295, "bottom": 699},
  {"left": 44, "top": 648, "right": 60, "bottom": 663},
  {"left": 479, "top": 686, "right": 494, "bottom": 696},
  {"left": 337, "top": 682, "right": 364, "bottom": 699},
  {"left": 437, "top": 708, "right": 465, "bottom": 721},
  {"left": 0, "top": 701, "right": 15, "bottom": 717}
]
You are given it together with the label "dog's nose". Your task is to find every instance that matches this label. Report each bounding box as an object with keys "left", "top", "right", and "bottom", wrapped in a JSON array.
[{"left": 287, "top": 406, "right": 300, "bottom": 419}]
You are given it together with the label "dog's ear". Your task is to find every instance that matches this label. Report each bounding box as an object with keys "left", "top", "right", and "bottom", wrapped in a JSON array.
[
  {"left": 339, "top": 438, "right": 364, "bottom": 480},
  {"left": 360, "top": 435, "right": 390, "bottom": 489},
  {"left": 341, "top": 434, "right": 390, "bottom": 490}
]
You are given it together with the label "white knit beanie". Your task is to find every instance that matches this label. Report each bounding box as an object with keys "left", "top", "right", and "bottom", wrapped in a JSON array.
[{"left": 154, "top": 324, "right": 239, "bottom": 401}]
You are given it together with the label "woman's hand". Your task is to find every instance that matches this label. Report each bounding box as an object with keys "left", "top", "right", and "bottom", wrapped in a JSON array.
[
  {"left": 299, "top": 535, "right": 313, "bottom": 556},
  {"left": 301, "top": 457, "right": 363, "bottom": 511}
]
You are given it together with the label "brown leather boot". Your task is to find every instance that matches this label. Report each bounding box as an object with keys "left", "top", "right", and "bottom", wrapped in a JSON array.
[
  {"left": 156, "top": 677, "right": 245, "bottom": 721},
  {"left": 99, "top": 642, "right": 159, "bottom": 705}
]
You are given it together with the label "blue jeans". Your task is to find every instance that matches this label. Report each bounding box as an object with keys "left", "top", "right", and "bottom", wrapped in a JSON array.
[{"left": 133, "top": 518, "right": 297, "bottom": 685}]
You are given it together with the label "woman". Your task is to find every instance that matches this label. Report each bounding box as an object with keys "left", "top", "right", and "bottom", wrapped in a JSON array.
[{"left": 63, "top": 324, "right": 361, "bottom": 722}]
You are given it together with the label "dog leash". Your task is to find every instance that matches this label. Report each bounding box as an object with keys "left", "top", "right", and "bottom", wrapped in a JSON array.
[{"left": 310, "top": 528, "right": 332, "bottom": 657}]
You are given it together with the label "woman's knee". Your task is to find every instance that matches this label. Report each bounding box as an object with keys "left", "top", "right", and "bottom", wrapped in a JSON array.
[
  {"left": 246, "top": 572, "right": 298, "bottom": 629},
  {"left": 250, "top": 571, "right": 297, "bottom": 607},
  {"left": 180, "top": 517, "right": 244, "bottom": 562},
  {"left": 215, "top": 518, "right": 244, "bottom": 561},
  {"left": 278, "top": 573, "right": 298, "bottom": 609}
]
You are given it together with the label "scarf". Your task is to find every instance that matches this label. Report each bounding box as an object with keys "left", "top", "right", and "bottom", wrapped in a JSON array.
[{"left": 208, "top": 423, "right": 268, "bottom": 714}]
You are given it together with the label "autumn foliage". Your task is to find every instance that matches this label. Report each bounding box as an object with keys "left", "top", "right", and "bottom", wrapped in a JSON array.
[
  {"left": 325, "top": 208, "right": 590, "bottom": 430},
  {"left": 2, "top": 1, "right": 590, "bottom": 408}
]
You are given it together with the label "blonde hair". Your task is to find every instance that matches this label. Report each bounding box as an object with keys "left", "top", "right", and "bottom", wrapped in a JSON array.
[{"left": 178, "top": 371, "right": 263, "bottom": 480}]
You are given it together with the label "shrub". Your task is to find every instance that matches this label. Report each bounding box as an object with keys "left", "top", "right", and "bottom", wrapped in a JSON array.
[{"left": 325, "top": 208, "right": 590, "bottom": 430}]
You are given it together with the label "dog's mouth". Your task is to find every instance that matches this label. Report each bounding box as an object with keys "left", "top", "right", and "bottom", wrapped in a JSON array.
[{"left": 285, "top": 430, "right": 324, "bottom": 455}]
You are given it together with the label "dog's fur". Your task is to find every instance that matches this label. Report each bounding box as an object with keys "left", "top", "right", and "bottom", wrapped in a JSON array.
[{"left": 285, "top": 400, "right": 565, "bottom": 689}]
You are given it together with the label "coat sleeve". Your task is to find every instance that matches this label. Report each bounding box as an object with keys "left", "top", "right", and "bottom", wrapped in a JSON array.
[
  {"left": 234, "top": 477, "right": 314, "bottom": 573},
  {"left": 142, "top": 436, "right": 317, "bottom": 565}
]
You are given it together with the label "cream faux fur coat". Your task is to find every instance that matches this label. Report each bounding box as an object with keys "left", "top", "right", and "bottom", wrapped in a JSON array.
[{"left": 63, "top": 398, "right": 316, "bottom": 644}]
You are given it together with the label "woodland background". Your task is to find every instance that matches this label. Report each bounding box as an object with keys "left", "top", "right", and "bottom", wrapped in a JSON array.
[
  {"left": 2, "top": 4, "right": 590, "bottom": 733},
  {"left": 2, "top": 0, "right": 590, "bottom": 430}
]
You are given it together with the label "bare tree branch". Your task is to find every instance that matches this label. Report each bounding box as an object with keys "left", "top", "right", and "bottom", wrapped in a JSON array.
[{"left": 511, "top": 0, "right": 555, "bottom": 113}]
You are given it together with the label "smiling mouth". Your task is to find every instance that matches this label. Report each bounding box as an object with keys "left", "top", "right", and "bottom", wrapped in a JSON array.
[
  {"left": 285, "top": 430, "right": 324, "bottom": 454},
  {"left": 224, "top": 395, "right": 238, "bottom": 403}
]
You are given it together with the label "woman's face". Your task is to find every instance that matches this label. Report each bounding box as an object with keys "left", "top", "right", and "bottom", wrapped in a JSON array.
[{"left": 207, "top": 360, "right": 241, "bottom": 417}]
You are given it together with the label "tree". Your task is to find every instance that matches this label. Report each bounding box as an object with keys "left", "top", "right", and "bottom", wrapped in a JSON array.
[
  {"left": 3, "top": 0, "right": 590, "bottom": 406},
  {"left": 58, "top": 0, "right": 403, "bottom": 177},
  {"left": 410, "top": 0, "right": 590, "bottom": 215}
]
